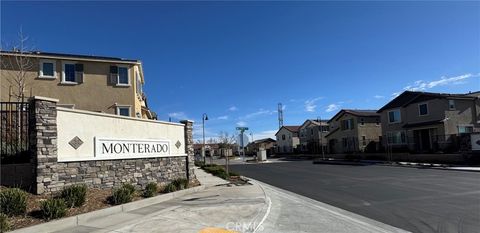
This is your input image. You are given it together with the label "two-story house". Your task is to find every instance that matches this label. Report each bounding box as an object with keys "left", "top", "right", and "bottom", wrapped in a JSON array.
[
  {"left": 1, "top": 51, "right": 154, "bottom": 119},
  {"left": 275, "top": 126, "right": 300, "bottom": 154},
  {"left": 378, "top": 91, "right": 480, "bottom": 152},
  {"left": 326, "top": 109, "right": 382, "bottom": 153},
  {"left": 299, "top": 119, "right": 329, "bottom": 154}
]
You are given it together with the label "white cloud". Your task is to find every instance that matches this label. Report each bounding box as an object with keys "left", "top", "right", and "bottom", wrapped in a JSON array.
[
  {"left": 217, "top": 115, "right": 229, "bottom": 120},
  {"left": 241, "top": 109, "right": 275, "bottom": 120},
  {"left": 326, "top": 104, "right": 340, "bottom": 113},
  {"left": 252, "top": 130, "right": 277, "bottom": 140},
  {"left": 236, "top": 121, "right": 247, "bottom": 127},
  {"left": 393, "top": 73, "right": 478, "bottom": 97},
  {"left": 228, "top": 106, "right": 238, "bottom": 111},
  {"left": 304, "top": 97, "right": 324, "bottom": 112},
  {"left": 168, "top": 112, "right": 188, "bottom": 120},
  {"left": 373, "top": 95, "right": 385, "bottom": 99}
]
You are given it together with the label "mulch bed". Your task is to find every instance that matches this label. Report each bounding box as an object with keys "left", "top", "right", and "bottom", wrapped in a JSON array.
[{"left": 3, "top": 180, "right": 201, "bottom": 231}]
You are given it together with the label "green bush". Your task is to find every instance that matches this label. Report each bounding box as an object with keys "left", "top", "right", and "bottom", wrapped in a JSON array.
[
  {"left": 0, "top": 213, "right": 10, "bottom": 233},
  {"left": 61, "top": 184, "right": 87, "bottom": 208},
  {"left": 162, "top": 183, "right": 177, "bottom": 193},
  {"left": 111, "top": 187, "right": 133, "bottom": 205},
  {"left": 0, "top": 188, "right": 27, "bottom": 216},
  {"left": 40, "top": 198, "right": 67, "bottom": 220},
  {"left": 172, "top": 178, "right": 188, "bottom": 190},
  {"left": 194, "top": 161, "right": 205, "bottom": 167},
  {"left": 163, "top": 178, "right": 189, "bottom": 193},
  {"left": 143, "top": 182, "right": 157, "bottom": 198},
  {"left": 121, "top": 183, "right": 136, "bottom": 196},
  {"left": 201, "top": 164, "right": 238, "bottom": 179}
]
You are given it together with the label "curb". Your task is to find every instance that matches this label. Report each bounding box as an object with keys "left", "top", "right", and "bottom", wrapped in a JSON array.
[
  {"left": 11, "top": 185, "right": 205, "bottom": 233},
  {"left": 252, "top": 179, "right": 409, "bottom": 233},
  {"left": 312, "top": 159, "right": 480, "bottom": 172}
]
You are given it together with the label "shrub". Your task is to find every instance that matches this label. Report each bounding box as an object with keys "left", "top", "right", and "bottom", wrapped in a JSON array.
[
  {"left": 111, "top": 187, "right": 133, "bottom": 205},
  {"left": 163, "top": 178, "right": 189, "bottom": 193},
  {"left": 163, "top": 183, "right": 177, "bottom": 193},
  {"left": 143, "top": 182, "right": 157, "bottom": 198},
  {"left": 121, "top": 183, "right": 136, "bottom": 196},
  {"left": 0, "top": 213, "right": 10, "bottom": 232},
  {"left": 172, "top": 178, "right": 188, "bottom": 190},
  {"left": 40, "top": 198, "right": 67, "bottom": 220},
  {"left": 0, "top": 188, "right": 27, "bottom": 216},
  {"left": 194, "top": 161, "right": 205, "bottom": 167},
  {"left": 61, "top": 184, "right": 87, "bottom": 208}
]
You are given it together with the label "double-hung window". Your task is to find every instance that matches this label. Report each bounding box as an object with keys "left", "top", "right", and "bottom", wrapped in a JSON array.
[
  {"left": 39, "top": 60, "right": 56, "bottom": 78},
  {"left": 62, "top": 61, "right": 84, "bottom": 84},
  {"left": 110, "top": 65, "right": 130, "bottom": 86},
  {"left": 387, "top": 131, "right": 406, "bottom": 144},
  {"left": 116, "top": 106, "right": 131, "bottom": 117},
  {"left": 448, "top": 100, "right": 455, "bottom": 110},
  {"left": 418, "top": 103, "right": 428, "bottom": 116},
  {"left": 388, "top": 109, "right": 401, "bottom": 123}
]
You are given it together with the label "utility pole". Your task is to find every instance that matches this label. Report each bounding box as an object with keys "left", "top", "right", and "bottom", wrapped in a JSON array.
[{"left": 202, "top": 113, "right": 208, "bottom": 164}]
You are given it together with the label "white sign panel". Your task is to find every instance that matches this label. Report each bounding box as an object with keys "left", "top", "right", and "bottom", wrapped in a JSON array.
[
  {"left": 471, "top": 133, "right": 480, "bottom": 151},
  {"left": 95, "top": 138, "right": 171, "bottom": 160}
]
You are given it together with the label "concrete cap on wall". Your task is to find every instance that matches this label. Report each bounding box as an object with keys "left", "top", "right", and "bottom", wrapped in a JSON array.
[
  {"left": 29, "top": 96, "right": 60, "bottom": 103},
  {"left": 180, "top": 120, "right": 194, "bottom": 123}
]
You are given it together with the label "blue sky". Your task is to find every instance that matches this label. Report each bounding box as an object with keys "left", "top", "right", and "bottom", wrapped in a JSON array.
[{"left": 2, "top": 1, "right": 479, "bottom": 141}]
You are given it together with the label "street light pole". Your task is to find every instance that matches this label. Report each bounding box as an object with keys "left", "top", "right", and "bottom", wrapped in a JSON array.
[
  {"left": 318, "top": 116, "right": 325, "bottom": 160},
  {"left": 202, "top": 113, "right": 208, "bottom": 164}
]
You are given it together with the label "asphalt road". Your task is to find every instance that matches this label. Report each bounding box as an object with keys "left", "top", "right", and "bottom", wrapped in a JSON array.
[{"left": 229, "top": 160, "right": 480, "bottom": 233}]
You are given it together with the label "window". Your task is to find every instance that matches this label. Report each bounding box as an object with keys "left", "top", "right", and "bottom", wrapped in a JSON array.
[
  {"left": 341, "top": 119, "right": 354, "bottom": 130},
  {"left": 118, "top": 67, "right": 129, "bottom": 85},
  {"left": 311, "top": 129, "right": 313, "bottom": 135},
  {"left": 387, "top": 131, "right": 406, "bottom": 144},
  {"left": 458, "top": 126, "right": 473, "bottom": 134},
  {"left": 282, "top": 135, "right": 286, "bottom": 140},
  {"left": 39, "top": 60, "right": 56, "bottom": 78},
  {"left": 448, "top": 100, "right": 455, "bottom": 110},
  {"left": 418, "top": 103, "right": 428, "bottom": 116},
  {"left": 116, "top": 106, "right": 131, "bottom": 117},
  {"left": 388, "top": 110, "right": 401, "bottom": 123},
  {"left": 62, "top": 62, "right": 84, "bottom": 84},
  {"left": 362, "top": 136, "right": 366, "bottom": 146},
  {"left": 360, "top": 118, "right": 364, "bottom": 126},
  {"left": 375, "top": 118, "right": 380, "bottom": 126}
]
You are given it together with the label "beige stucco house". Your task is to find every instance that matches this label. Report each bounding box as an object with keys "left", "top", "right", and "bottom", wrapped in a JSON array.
[
  {"left": 275, "top": 126, "right": 300, "bottom": 153},
  {"left": 378, "top": 91, "right": 480, "bottom": 152},
  {"left": 299, "top": 119, "right": 329, "bottom": 154},
  {"left": 246, "top": 138, "right": 276, "bottom": 156},
  {"left": 326, "top": 109, "right": 382, "bottom": 154},
  {"left": 1, "top": 51, "right": 154, "bottom": 119}
]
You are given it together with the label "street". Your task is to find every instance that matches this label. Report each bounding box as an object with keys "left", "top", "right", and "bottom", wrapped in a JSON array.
[{"left": 229, "top": 160, "right": 480, "bottom": 233}]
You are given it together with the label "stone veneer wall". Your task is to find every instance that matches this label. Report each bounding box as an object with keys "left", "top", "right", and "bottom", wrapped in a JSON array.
[{"left": 29, "top": 97, "right": 195, "bottom": 194}]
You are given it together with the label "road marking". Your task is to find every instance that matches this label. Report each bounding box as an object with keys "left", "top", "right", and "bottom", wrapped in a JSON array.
[{"left": 253, "top": 197, "right": 271, "bottom": 233}]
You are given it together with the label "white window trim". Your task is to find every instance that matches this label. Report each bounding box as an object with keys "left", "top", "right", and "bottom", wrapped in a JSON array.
[
  {"left": 116, "top": 105, "right": 131, "bottom": 117},
  {"left": 418, "top": 102, "right": 429, "bottom": 116},
  {"left": 38, "top": 59, "right": 56, "bottom": 79},
  {"left": 61, "top": 61, "right": 78, "bottom": 84},
  {"left": 116, "top": 65, "right": 131, "bottom": 86},
  {"left": 388, "top": 109, "right": 401, "bottom": 124}
]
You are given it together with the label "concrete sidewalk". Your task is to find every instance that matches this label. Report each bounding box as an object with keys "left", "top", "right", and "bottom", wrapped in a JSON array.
[{"left": 50, "top": 167, "right": 407, "bottom": 233}]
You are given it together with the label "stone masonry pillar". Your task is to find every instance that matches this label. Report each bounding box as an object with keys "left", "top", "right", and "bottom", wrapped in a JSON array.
[
  {"left": 29, "top": 96, "right": 59, "bottom": 194},
  {"left": 180, "top": 120, "right": 196, "bottom": 182}
]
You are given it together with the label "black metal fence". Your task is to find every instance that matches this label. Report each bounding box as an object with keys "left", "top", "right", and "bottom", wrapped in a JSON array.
[{"left": 0, "top": 102, "right": 30, "bottom": 163}]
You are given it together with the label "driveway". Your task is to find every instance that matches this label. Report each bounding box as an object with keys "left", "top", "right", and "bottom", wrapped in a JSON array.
[{"left": 229, "top": 160, "right": 480, "bottom": 233}]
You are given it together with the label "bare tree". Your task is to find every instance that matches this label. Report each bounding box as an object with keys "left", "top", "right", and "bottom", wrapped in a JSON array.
[
  {"left": 1, "top": 28, "right": 35, "bottom": 102},
  {"left": 218, "top": 131, "right": 236, "bottom": 176}
]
